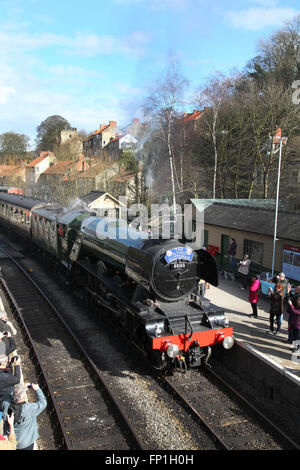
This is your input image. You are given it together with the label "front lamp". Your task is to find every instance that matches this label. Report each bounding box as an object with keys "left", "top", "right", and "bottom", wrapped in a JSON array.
[{"left": 223, "top": 336, "right": 234, "bottom": 350}]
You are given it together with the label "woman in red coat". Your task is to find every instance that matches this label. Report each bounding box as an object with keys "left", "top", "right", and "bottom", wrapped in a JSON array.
[{"left": 249, "top": 275, "right": 261, "bottom": 318}]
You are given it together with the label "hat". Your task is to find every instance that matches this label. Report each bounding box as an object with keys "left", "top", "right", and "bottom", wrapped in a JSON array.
[{"left": 278, "top": 272, "right": 285, "bottom": 278}]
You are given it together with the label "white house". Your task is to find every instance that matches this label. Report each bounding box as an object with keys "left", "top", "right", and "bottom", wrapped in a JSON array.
[
  {"left": 25, "top": 152, "right": 57, "bottom": 188},
  {"left": 106, "top": 133, "right": 138, "bottom": 159},
  {"left": 78, "top": 190, "right": 125, "bottom": 218}
]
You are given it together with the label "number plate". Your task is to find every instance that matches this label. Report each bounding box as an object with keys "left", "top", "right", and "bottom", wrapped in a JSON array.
[{"left": 170, "top": 262, "right": 186, "bottom": 269}]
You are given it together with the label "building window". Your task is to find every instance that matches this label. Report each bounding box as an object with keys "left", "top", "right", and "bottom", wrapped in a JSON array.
[{"left": 243, "top": 239, "right": 264, "bottom": 265}]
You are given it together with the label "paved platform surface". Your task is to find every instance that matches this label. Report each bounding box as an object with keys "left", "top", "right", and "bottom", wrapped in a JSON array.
[{"left": 205, "top": 276, "right": 300, "bottom": 379}]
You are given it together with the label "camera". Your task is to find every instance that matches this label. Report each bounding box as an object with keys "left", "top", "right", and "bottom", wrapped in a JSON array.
[
  {"left": 27, "top": 384, "right": 32, "bottom": 389},
  {"left": 10, "top": 356, "right": 19, "bottom": 363},
  {"left": 7, "top": 408, "right": 12, "bottom": 417}
]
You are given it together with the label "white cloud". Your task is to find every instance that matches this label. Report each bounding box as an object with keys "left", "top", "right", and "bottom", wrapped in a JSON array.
[
  {"left": 0, "top": 29, "right": 150, "bottom": 58},
  {"left": 225, "top": 6, "right": 299, "bottom": 30},
  {"left": 0, "top": 85, "right": 16, "bottom": 104}
]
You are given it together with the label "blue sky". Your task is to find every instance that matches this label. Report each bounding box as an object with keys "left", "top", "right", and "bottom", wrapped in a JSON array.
[{"left": 0, "top": 0, "right": 299, "bottom": 148}]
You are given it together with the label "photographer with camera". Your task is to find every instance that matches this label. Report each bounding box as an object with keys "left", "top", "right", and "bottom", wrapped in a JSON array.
[
  {"left": 0, "top": 354, "right": 21, "bottom": 417},
  {"left": 2, "top": 382, "right": 47, "bottom": 450}
]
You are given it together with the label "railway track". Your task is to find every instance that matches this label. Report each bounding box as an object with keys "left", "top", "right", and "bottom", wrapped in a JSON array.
[
  {"left": 162, "top": 368, "right": 300, "bottom": 450},
  {"left": 0, "top": 233, "right": 299, "bottom": 451},
  {"left": 0, "top": 244, "right": 146, "bottom": 450}
]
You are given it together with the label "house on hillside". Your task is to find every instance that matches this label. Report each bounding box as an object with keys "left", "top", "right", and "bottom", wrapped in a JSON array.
[
  {"left": 83, "top": 121, "right": 120, "bottom": 157},
  {"left": 78, "top": 190, "right": 124, "bottom": 217},
  {"left": 0, "top": 164, "right": 26, "bottom": 187},
  {"left": 77, "top": 161, "right": 119, "bottom": 191},
  {"left": 25, "top": 152, "right": 56, "bottom": 191},
  {"left": 106, "top": 133, "right": 138, "bottom": 160},
  {"left": 0, "top": 166, "right": 19, "bottom": 185},
  {"left": 107, "top": 167, "right": 139, "bottom": 201},
  {"left": 122, "top": 117, "right": 149, "bottom": 141}
]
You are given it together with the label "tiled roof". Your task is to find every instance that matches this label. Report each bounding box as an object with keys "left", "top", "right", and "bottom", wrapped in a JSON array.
[
  {"left": 78, "top": 162, "right": 114, "bottom": 178},
  {"left": 42, "top": 161, "right": 73, "bottom": 175},
  {"left": 85, "top": 125, "right": 109, "bottom": 141},
  {"left": 182, "top": 110, "right": 203, "bottom": 122},
  {"left": 80, "top": 191, "right": 106, "bottom": 204},
  {"left": 0, "top": 165, "right": 19, "bottom": 176},
  {"left": 108, "top": 169, "right": 134, "bottom": 183},
  {"left": 191, "top": 199, "right": 300, "bottom": 242},
  {"left": 27, "top": 153, "right": 49, "bottom": 167}
]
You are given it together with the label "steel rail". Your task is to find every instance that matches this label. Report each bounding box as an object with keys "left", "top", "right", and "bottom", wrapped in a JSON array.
[
  {"left": 163, "top": 376, "right": 230, "bottom": 450},
  {"left": 0, "top": 246, "right": 147, "bottom": 450},
  {"left": 207, "top": 367, "right": 300, "bottom": 450}
]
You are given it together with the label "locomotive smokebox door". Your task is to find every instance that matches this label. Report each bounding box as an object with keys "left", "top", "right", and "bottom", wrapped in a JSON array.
[{"left": 195, "top": 248, "right": 218, "bottom": 286}]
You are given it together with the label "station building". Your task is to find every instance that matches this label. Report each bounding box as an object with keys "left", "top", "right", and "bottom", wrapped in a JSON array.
[{"left": 190, "top": 199, "right": 300, "bottom": 283}]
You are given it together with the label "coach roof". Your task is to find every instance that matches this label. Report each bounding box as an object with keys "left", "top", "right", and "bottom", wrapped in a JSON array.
[{"left": 0, "top": 193, "right": 43, "bottom": 210}]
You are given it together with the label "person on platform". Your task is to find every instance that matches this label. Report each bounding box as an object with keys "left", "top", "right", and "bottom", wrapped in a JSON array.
[
  {"left": 0, "top": 311, "right": 17, "bottom": 336},
  {"left": 286, "top": 285, "right": 300, "bottom": 344},
  {"left": 3, "top": 383, "right": 47, "bottom": 450},
  {"left": 0, "top": 412, "right": 16, "bottom": 450},
  {"left": 228, "top": 238, "right": 237, "bottom": 271},
  {"left": 237, "top": 254, "right": 251, "bottom": 290},
  {"left": 0, "top": 332, "right": 17, "bottom": 357},
  {"left": 278, "top": 272, "right": 289, "bottom": 296},
  {"left": 287, "top": 297, "right": 300, "bottom": 352},
  {"left": 0, "top": 354, "right": 21, "bottom": 419},
  {"left": 249, "top": 275, "right": 261, "bottom": 318},
  {"left": 267, "top": 283, "right": 284, "bottom": 335}
]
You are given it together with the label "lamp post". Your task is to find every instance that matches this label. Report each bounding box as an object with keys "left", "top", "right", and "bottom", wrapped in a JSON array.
[{"left": 271, "top": 129, "right": 287, "bottom": 277}]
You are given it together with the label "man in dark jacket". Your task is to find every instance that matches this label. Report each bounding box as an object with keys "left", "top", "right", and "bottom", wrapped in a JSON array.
[
  {"left": 0, "top": 311, "right": 17, "bottom": 336},
  {"left": 0, "top": 333, "right": 17, "bottom": 357},
  {"left": 228, "top": 238, "right": 237, "bottom": 271},
  {"left": 286, "top": 285, "right": 300, "bottom": 343},
  {"left": 0, "top": 354, "right": 21, "bottom": 418}
]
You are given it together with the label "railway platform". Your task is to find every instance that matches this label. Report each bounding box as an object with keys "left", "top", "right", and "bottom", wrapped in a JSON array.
[{"left": 205, "top": 276, "right": 300, "bottom": 380}]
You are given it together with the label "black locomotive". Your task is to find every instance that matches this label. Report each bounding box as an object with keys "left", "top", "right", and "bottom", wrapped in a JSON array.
[{"left": 0, "top": 193, "right": 234, "bottom": 371}]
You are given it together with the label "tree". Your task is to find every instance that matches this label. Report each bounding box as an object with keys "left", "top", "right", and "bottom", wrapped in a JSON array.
[
  {"left": 36, "top": 115, "right": 71, "bottom": 152},
  {"left": 247, "top": 14, "right": 300, "bottom": 89},
  {"left": 118, "top": 150, "right": 146, "bottom": 203},
  {"left": 143, "top": 54, "right": 189, "bottom": 213},
  {"left": 194, "top": 72, "right": 236, "bottom": 198},
  {"left": 0, "top": 131, "right": 29, "bottom": 163}
]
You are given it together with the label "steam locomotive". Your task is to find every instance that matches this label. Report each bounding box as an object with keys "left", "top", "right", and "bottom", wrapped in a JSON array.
[{"left": 0, "top": 193, "right": 234, "bottom": 371}]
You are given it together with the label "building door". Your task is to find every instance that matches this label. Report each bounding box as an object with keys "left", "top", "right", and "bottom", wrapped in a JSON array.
[{"left": 221, "top": 234, "right": 230, "bottom": 270}]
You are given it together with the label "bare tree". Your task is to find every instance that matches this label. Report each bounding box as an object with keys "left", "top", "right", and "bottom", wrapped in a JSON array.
[
  {"left": 194, "top": 72, "right": 235, "bottom": 198},
  {"left": 143, "top": 54, "right": 189, "bottom": 214}
]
